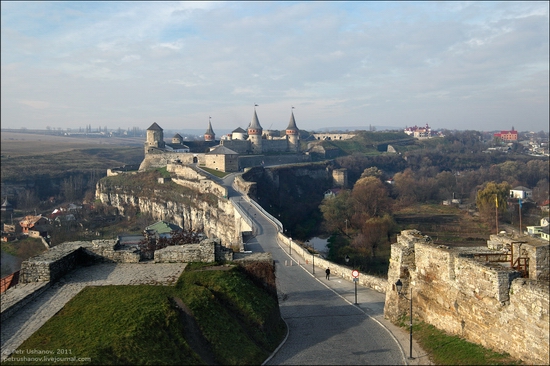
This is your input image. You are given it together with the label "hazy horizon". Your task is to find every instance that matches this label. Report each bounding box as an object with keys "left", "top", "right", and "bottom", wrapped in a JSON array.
[{"left": 1, "top": 2, "right": 548, "bottom": 133}]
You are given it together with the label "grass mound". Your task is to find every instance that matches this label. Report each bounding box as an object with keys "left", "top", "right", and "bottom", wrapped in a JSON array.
[{"left": 5, "top": 264, "right": 286, "bottom": 365}]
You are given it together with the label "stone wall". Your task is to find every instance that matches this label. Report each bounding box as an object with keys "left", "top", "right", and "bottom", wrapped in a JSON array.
[
  {"left": 139, "top": 152, "right": 206, "bottom": 171},
  {"left": 154, "top": 238, "right": 221, "bottom": 263},
  {"left": 18, "top": 238, "right": 231, "bottom": 286},
  {"left": 276, "top": 232, "right": 388, "bottom": 293},
  {"left": 86, "top": 240, "right": 141, "bottom": 263},
  {"left": 19, "top": 242, "right": 90, "bottom": 284},
  {"left": 312, "top": 133, "right": 356, "bottom": 141},
  {"left": 168, "top": 164, "right": 228, "bottom": 197},
  {"left": 384, "top": 230, "right": 549, "bottom": 365}
]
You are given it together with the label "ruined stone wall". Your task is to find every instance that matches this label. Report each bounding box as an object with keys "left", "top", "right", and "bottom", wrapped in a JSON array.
[
  {"left": 168, "top": 166, "right": 228, "bottom": 197},
  {"left": 139, "top": 153, "right": 206, "bottom": 171},
  {"left": 85, "top": 240, "right": 141, "bottom": 263},
  {"left": 487, "top": 234, "right": 549, "bottom": 281},
  {"left": 19, "top": 242, "right": 90, "bottom": 283},
  {"left": 154, "top": 239, "right": 220, "bottom": 263},
  {"left": 384, "top": 230, "right": 549, "bottom": 365}
]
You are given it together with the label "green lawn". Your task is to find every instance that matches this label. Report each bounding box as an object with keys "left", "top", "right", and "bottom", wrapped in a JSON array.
[
  {"left": 408, "top": 321, "right": 521, "bottom": 365},
  {"left": 4, "top": 264, "right": 286, "bottom": 365}
]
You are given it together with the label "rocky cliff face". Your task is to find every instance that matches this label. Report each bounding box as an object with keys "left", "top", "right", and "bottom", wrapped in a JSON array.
[{"left": 95, "top": 179, "right": 241, "bottom": 248}]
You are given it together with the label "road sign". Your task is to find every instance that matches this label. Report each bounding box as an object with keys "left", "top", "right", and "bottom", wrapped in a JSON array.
[{"left": 352, "top": 270, "right": 359, "bottom": 278}]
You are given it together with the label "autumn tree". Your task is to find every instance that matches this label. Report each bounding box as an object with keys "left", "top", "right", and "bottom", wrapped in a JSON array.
[
  {"left": 319, "top": 190, "right": 353, "bottom": 236},
  {"left": 350, "top": 176, "right": 391, "bottom": 225},
  {"left": 476, "top": 181, "right": 511, "bottom": 229},
  {"left": 392, "top": 168, "right": 417, "bottom": 205}
]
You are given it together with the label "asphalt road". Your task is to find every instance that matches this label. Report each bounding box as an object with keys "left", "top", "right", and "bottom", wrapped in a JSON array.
[{"left": 232, "top": 197, "right": 406, "bottom": 365}]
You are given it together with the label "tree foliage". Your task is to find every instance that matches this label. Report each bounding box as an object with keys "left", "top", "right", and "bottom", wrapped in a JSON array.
[{"left": 475, "top": 181, "right": 511, "bottom": 228}]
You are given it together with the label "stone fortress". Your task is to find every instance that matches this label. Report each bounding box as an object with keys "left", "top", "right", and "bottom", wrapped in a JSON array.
[
  {"left": 2, "top": 112, "right": 549, "bottom": 364},
  {"left": 140, "top": 107, "right": 305, "bottom": 172}
]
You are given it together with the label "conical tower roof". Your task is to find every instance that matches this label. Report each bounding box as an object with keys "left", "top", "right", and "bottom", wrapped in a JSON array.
[
  {"left": 205, "top": 119, "right": 215, "bottom": 135},
  {"left": 248, "top": 109, "right": 263, "bottom": 131},
  {"left": 286, "top": 111, "right": 299, "bottom": 132}
]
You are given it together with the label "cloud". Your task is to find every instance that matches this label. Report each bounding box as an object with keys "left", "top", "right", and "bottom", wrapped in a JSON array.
[
  {"left": 1, "top": 1, "right": 548, "bottom": 132},
  {"left": 19, "top": 100, "right": 50, "bottom": 109}
]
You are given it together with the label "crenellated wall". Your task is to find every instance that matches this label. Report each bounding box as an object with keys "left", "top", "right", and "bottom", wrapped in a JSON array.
[{"left": 384, "top": 230, "right": 549, "bottom": 365}]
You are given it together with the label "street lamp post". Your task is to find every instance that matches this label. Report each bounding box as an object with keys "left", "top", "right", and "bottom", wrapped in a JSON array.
[
  {"left": 395, "top": 279, "right": 414, "bottom": 360},
  {"left": 352, "top": 269, "right": 359, "bottom": 305},
  {"left": 289, "top": 237, "right": 292, "bottom": 255},
  {"left": 307, "top": 240, "right": 315, "bottom": 274}
]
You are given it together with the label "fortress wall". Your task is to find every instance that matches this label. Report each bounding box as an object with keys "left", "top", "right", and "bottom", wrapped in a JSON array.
[
  {"left": 168, "top": 164, "right": 228, "bottom": 197},
  {"left": 262, "top": 139, "right": 290, "bottom": 152},
  {"left": 167, "top": 164, "right": 208, "bottom": 180},
  {"left": 171, "top": 177, "right": 228, "bottom": 197},
  {"left": 385, "top": 230, "right": 549, "bottom": 365},
  {"left": 139, "top": 153, "right": 206, "bottom": 171},
  {"left": 312, "top": 133, "right": 356, "bottom": 141},
  {"left": 221, "top": 139, "right": 250, "bottom": 154}
]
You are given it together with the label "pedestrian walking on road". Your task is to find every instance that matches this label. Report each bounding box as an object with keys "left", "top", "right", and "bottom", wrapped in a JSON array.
[{"left": 325, "top": 267, "right": 330, "bottom": 280}]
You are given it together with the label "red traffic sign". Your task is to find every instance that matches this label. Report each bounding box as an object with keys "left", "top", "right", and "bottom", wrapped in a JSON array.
[{"left": 352, "top": 270, "right": 359, "bottom": 278}]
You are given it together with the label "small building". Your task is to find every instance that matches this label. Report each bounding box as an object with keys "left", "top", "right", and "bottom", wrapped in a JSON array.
[
  {"left": 1, "top": 197, "right": 13, "bottom": 213},
  {"left": 19, "top": 215, "right": 49, "bottom": 235},
  {"left": 494, "top": 127, "right": 518, "bottom": 142},
  {"left": 510, "top": 186, "right": 533, "bottom": 200},
  {"left": 205, "top": 146, "right": 239, "bottom": 172},
  {"left": 145, "top": 221, "right": 182, "bottom": 239},
  {"left": 324, "top": 188, "right": 342, "bottom": 199}
]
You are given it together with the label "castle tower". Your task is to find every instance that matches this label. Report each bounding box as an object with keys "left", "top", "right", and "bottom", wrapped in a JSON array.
[
  {"left": 204, "top": 117, "right": 216, "bottom": 141},
  {"left": 145, "top": 122, "right": 165, "bottom": 154},
  {"left": 172, "top": 133, "right": 183, "bottom": 144},
  {"left": 285, "top": 109, "right": 300, "bottom": 152},
  {"left": 247, "top": 106, "right": 263, "bottom": 154}
]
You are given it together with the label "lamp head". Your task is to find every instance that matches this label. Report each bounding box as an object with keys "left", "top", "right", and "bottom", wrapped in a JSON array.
[
  {"left": 345, "top": 255, "right": 350, "bottom": 263},
  {"left": 395, "top": 279, "right": 403, "bottom": 294}
]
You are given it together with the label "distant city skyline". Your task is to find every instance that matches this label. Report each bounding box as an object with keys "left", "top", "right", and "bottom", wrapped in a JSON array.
[{"left": 1, "top": 1, "right": 549, "bottom": 132}]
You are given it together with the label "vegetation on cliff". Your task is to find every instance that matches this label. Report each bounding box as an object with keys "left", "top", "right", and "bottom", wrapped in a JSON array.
[{"left": 99, "top": 169, "right": 218, "bottom": 207}]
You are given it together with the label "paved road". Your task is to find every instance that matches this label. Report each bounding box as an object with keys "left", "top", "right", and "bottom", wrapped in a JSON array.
[{"left": 233, "top": 197, "right": 408, "bottom": 365}]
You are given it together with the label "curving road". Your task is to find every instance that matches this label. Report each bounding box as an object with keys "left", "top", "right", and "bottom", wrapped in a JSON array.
[{"left": 228, "top": 179, "right": 406, "bottom": 365}]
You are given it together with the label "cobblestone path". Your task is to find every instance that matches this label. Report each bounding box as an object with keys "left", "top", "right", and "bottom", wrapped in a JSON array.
[{"left": 1, "top": 263, "right": 186, "bottom": 361}]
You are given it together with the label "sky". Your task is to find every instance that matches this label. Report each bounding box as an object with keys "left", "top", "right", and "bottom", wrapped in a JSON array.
[{"left": 1, "top": 1, "right": 549, "bottom": 134}]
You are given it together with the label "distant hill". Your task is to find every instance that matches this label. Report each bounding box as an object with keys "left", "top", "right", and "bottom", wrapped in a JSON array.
[{"left": 312, "top": 125, "right": 403, "bottom": 132}]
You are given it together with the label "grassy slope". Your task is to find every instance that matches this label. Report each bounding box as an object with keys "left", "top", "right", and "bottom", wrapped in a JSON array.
[
  {"left": 5, "top": 265, "right": 286, "bottom": 366},
  {"left": 412, "top": 322, "right": 521, "bottom": 365}
]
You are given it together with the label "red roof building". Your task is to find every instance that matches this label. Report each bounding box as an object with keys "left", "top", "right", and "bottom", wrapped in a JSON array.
[{"left": 494, "top": 128, "right": 518, "bottom": 141}]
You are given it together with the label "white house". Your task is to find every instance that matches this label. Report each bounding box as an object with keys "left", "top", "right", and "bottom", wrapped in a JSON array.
[{"left": 510, "top": 186, "right": 533, "bottom": 200}]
